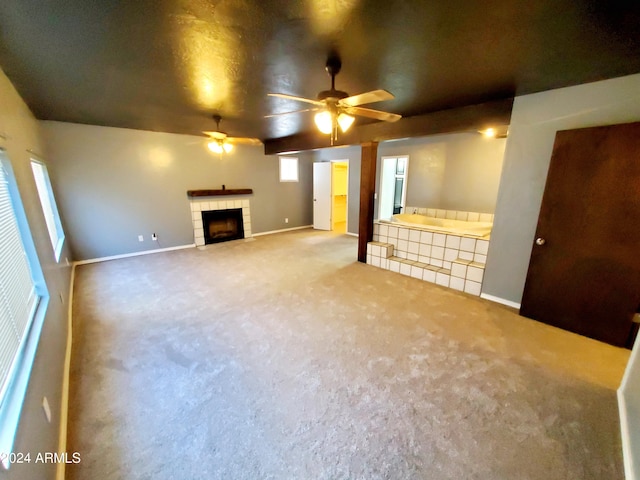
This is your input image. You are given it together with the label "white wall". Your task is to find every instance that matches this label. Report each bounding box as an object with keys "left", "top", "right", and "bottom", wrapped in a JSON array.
[
  {"left": 0, "top": 68, "right": 72, "bottom": 480},
  {"left": 483, "top": 73, "right": 640, "bottom": 305}
]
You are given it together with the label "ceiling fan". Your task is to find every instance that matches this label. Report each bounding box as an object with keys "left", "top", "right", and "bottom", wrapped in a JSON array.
[
  {"left": 203, "top": 114, "right": 262, "bottom": 154},
  {"left": 266, "top": 53, "right": 401, "bottom": 144}
]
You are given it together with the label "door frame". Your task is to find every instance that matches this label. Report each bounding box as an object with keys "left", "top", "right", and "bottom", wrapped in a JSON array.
[{"left": 378, "top": 155, "right": 409, "bottom": 220}]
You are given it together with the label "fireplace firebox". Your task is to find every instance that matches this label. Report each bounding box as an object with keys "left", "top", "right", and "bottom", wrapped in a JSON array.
[{"left": 201, "top": 208, "right": 244, "bottom": 244}]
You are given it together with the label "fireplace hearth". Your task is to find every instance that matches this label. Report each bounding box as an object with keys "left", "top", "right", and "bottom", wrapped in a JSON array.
[{"left": 201, "top": 208, "right": 244, "bottom": 244}]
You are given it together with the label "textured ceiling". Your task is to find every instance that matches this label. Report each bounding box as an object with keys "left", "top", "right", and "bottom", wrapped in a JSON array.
[{"left": 1, "top": 0, "right": 639, "bottom": 142}]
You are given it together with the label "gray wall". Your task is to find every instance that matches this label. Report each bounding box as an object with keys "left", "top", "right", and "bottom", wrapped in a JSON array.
[
  {"left": 311, "top": 145, "right": 361, "bottom": 235},
  {"left": 483, "top": 73, "right": 640, "bottom": 304},
  {"left": 0, "top": 69, "right": 72, "bottom": 480},
  {"left": 378, "top": 133, "right": 506, "bottom": 214},
  {"left": 40, "top": 122, "right": 314, "bottom": 261}
]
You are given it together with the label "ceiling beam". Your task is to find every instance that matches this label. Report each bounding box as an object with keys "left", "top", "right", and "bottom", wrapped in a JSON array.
[{"left": 263, "top": 98, "right": 514, "bottom": 155}]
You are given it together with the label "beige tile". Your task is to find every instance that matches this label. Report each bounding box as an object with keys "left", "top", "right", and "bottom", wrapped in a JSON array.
[
  {"left": 446, "top": 235, "right": 461, "bottom": 249},
  {"left": 399, "top": 263, "right": 412, "bottom": 276},
  {"left": 444, "top": 248, "right": 458, "bottom": 262},
  {"left": 409, "top": 229, "right": 421, "bottom": 242},
  {"left": 474, "top": 253, "right": 487, "bottom": 264},
  {"left": 436, "top": 272, "right": 450, "bottom": 287},
  {"left": 407, "top": 253, "right": 419, "bottom": 261},
  {"left": 464, "top": 280, "right": 482, "bottom": 296},
  {"left": 418, "top": 243, "right": 431, "bottom": 257},
  {"left": 398, "top": 239, "right": 409, "bottom": 252},
  {"left": 411, "top": 265, "right": 424, "bottom": 279},
  {"left": 408, "top": 241, "right": 420, "bottom": 254},
  {"left": 429, "top": 258, "right": 443, "bottom": 268},
  {"left": 459, "top": 250, "right": 474, "bottom": 261},
  {"left": 436, "top": 209, "right": 446, "bottom": 218},
  {"left": 418, "top": 255, "right": 430, "bottom": 264},
  {"left": 445, "top": 210, "right": 457, "bottom": 220},
  {"left": 379, "top": 224, "right": 388, "bottom": 237},
  {"left": 456, "top": 211, "right": 469, "bottom": 221},
  {"left": 420, "top": 231, "right": 433, "bottom": 244},
  {"left": 460, "top": 237, "right": 476, "bottom": 252},
  {"left": 433, "top": 233, "right": 446, "bottom": 247},
  {"left": 431, "top": 246, "right": 444, "bottom": 259},
  {"left": 388, "top": 226, "right": 399, "bottom": 238},
  {"left": 467, "top": 212, "right": 480, "bottom": 222},
  {"left": 475, "top": 240, "right": 489, "bottom": 255},
  {"left": 427, "top": 208, "right": 436, "bottom": 217},
  {"left": 450, "top": 276, "right": 465, "bottom": 291},
  {"left": 423, "top": 269, "right": 436, "bottom": 283},
  {"left": 466, "top": 266, "right": 484, "bottom": 283},
  {"left": 372, "top": 256, "right": 381, "bottom": 267},
  {"left": 451, "top": 263, "right": 467, "bottom": 278},
  {"left": 398, "top": 228, "right": 410, "bottom": 240},
  {"left": 389, "top": 259, "right": 401, "bottom": 273}
]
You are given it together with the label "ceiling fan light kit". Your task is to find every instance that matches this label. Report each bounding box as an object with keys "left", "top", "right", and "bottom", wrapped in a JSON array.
[
  {"left": 267, "top": 53, "right": 401, "bottom": 145},
  {"left": 202, "top": 114, "right": 262, "bottom": 155}
]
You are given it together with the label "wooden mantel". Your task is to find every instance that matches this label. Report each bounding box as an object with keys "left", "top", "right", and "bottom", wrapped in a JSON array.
[{"left": 187, "top": 188, "right": 253, "bottom": 197}]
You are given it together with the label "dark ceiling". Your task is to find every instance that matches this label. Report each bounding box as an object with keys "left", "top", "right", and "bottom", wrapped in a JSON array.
[{"left": 1, "top": 0, "right": 639, "bottom": 143}]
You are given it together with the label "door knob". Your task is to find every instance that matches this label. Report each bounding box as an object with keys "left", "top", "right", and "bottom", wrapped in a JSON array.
[{"left": 535, "top": 237, "right": 546, "bottom": 246}]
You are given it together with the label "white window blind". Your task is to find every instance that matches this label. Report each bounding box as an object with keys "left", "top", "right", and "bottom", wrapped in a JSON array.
[{"left": 0, "top": 162, "right": 38, "bottom": 404}]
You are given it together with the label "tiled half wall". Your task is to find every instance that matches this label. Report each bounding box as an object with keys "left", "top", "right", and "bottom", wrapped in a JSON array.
[
  {"left": 189, "top": 196, "right": 252, "bottom": 246},
  {"left": 368, "top": 222, "right": 489, "bottom": 296}
]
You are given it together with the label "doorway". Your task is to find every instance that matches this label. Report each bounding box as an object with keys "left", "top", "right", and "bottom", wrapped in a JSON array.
[
  {"left": 379, "top": 156, "right": 408, "bottom": 220},
  {"left": 520, "top": 122, "right": 640, "bottom": 347},
  {"left": 331, "top": 161, "right": 348, "bottom": 233},
  {"left": 313, "top": 160, "right": 349, "bottom": 232}
]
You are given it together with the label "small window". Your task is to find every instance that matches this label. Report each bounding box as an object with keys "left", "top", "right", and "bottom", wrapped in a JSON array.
[
  {"left": 31, "top": 159, "right": 65, "bottom": 261},
  {"left": 279, "top": 156, "right": 299, "bottom": 182},
  {"left": 0, "top": 152, "right": 47, "bottom": 469}
]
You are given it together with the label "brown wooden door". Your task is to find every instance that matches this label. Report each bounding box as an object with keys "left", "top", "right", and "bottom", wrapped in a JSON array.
[{"left": 520, "top": 121, "right": 640, "bottom": 347}]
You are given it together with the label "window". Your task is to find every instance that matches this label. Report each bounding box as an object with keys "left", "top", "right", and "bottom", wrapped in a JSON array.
[
  {"left": 31, "top": 159, "right": 65, "bottom": 261},
  {"left": 0, "top": 152, "right": 48, "bottom": 470},
  {"left": 279, "top": 156, "right": 299, "bottom": 182}
]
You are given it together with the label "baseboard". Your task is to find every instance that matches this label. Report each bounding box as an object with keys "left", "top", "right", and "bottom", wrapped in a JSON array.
[
  {"left": 617, "top": 392, "right": 635, "bottom": 480},
  {"left": 480, "top": 292, "right": 521, "bottom": 310},
  {"left": 251, "top": 225, "right": 313, "bottom": 237},
  {"left": 74, "top": 243, "right": 195, "bottom": 266},
  {"left": 56, "top": 263, "right": 76, "bottom": 480},
  {"left": 346, "top": 232, "right": 358, "bottom": 237}
]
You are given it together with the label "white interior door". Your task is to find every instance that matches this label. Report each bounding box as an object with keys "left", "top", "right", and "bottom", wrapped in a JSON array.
[{"left": 313, "top": 162, "right": 332, "bottom": 230}]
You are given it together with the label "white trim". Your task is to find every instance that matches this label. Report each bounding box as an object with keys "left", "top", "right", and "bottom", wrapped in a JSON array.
[
  {"left": 618, "top": 392, "right": 635, "bottom": 480},
  {"left": 73, "top": 244, "right": 195, "bottom": 266},
  {"left": 252, "top": 225, "right": 313, "bottom": 237},
  {"left": 346, "top": 232, "right": 358, "bottom": 237},
  {"left": 618, "top": 333, "right": 640, "bottom": 480},
  {"left": 480, "top": 292, "right": 521, "bottom": 310},
  {"left": 56, "top": 264, "right": 75, "bottom": 480}
]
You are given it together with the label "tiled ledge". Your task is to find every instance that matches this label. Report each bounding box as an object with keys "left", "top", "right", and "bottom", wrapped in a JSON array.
[{"left": 367, "top": 241, "right": 484, "bottom": 296}]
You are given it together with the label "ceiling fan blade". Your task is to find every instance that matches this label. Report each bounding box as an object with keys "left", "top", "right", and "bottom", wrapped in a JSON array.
[
  {"left": 203, "top": 130, "right": 227, "bottom": 140},
  {"left": 344, "top": 106, "right": 402, "bottom": 122},
  {"left": 227, "top": 137, "right": 263, "bottom": 146},
  {"left": 268, "top": 93, "right": 325, "bottom": 106},
  {"left": 264, "top": 108, "right": 319, "bottom": 118},
  {"left": 340, "top": 89, "right": 395, "bottom": 107}
]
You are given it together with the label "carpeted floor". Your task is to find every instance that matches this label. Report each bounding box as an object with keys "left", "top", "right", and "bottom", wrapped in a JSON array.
[{"left": 67, "top": 229, "right": 629, "bottom": 480}]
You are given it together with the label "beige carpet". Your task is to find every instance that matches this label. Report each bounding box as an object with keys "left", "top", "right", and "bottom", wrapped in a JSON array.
[{"left": 67, "top": 229, "right": 629, "bottom": 480}]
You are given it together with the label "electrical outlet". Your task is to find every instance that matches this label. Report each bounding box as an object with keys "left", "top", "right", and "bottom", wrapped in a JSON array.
[
  {"left": 42, "top": 396, "right": 51, "bottom": 423},
  {"left": 138, "top": 235, "right": 144, "bottom": 242},
  {"left": 285, "top": 218, "right": 289, "bottom": 223},
  {"left": 152, "top": 233, "right": 158, "bottom": 241}
]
